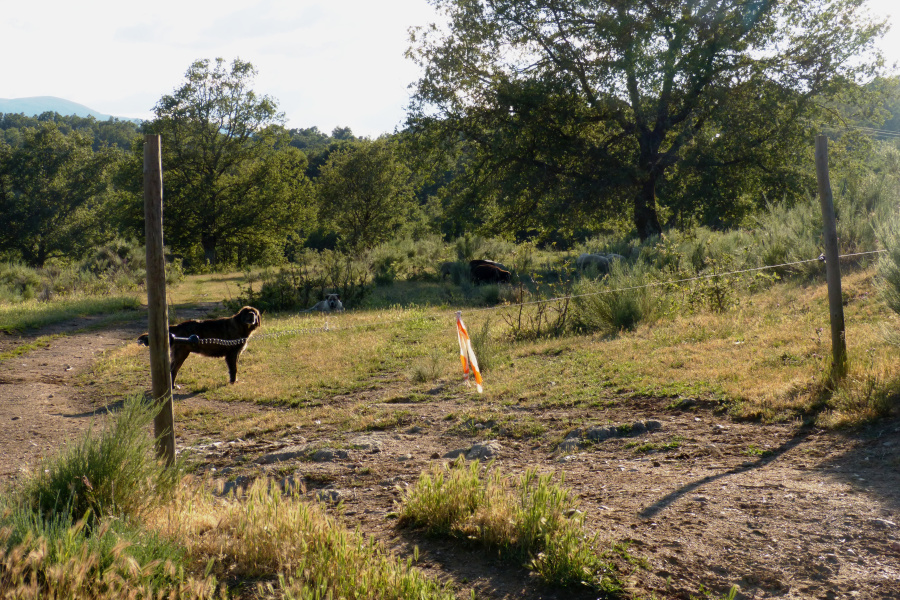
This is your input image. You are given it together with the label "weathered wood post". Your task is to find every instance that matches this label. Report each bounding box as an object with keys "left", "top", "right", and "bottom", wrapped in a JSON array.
[
  {"left": 815, "top": 134, "right": 848, "bottom": 382},
  {"left": 143, "top": 134, "right": 176, "bottom": 465}
]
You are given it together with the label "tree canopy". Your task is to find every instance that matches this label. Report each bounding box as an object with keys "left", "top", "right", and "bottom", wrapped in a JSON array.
[
  {"left": 317, "top": 139, "right": 416, "bottom": 253},
  {"left": 143, "top": 58, "right": 316, "bottom": 266},
  {"left": 0, "top": 123, "right": 116, "bottom": 266},
  {"left": 407, "top": 0, "right": 888, "bottom": 239}
]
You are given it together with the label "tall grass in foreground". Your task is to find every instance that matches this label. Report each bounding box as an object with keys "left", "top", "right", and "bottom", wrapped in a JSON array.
[
  {"left": 398, "top": 458, "right": 621, "bottom": 594},
  {"left": 153, "top": 479, "right": 457, "bottom": 600},
  {"left": 2, "top": 396, "right": 455, "bottom": 599},
  {"left": 1, "top": 396, "right": 214, "bottom": 599},
  {"left": 18, "top": 395, "right": 181, "bottom": 526}
]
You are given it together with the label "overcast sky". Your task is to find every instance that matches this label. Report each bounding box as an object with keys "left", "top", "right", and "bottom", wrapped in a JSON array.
[{"left": 1, "top": 0, "right": 898, "bottom": 138}]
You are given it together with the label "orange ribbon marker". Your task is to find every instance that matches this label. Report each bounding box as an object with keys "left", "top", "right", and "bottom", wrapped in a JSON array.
[{"left": 456, "top": 311, "right": 483, "bottom": 393}]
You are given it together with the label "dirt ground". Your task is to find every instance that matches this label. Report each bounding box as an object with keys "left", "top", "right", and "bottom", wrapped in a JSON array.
[{"left": 1, "top": 315, "right": 899, "bottom": 600}]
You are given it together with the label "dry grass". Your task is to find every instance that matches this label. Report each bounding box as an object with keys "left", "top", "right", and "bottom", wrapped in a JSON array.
[
  {"left": 149, "top": 478, "right": 456, "bottom": 600},
  {"left": 97, "top": 267, "right": 900, "bottom": 442}
]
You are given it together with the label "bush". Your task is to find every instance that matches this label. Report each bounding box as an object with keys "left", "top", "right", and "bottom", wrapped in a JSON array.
[
  {"left": 19, "top": 395, "right": 182, "bottom": 526},
  {"left": 571, "top": 260, "right": 665, "bottom": 335},
  {"left": 878, "top": 211, "right": 900, "bottom": 347},
  {"left": 228, "top": 249, "right": 372, "bottom": 312},
  {"left": 398, "top": 458, "right": 619, "bottom": 592}
]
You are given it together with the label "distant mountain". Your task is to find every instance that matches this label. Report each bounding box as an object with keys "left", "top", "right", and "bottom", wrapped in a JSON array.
[{"left": 0, "top": 96, "right": 141, "bottom": 123}]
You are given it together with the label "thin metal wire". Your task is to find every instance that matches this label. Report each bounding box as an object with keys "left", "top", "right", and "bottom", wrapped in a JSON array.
[{"left": 189, "top": 249, "right": 887, "bottom": 345}]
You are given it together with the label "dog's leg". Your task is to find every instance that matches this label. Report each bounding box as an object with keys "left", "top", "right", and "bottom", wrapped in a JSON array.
[
  {"left": 170, "top": 345, "right": 191, "bottom": 386},
  {"left": 225, "top": 349, "right": 241, "bottom": 384}
]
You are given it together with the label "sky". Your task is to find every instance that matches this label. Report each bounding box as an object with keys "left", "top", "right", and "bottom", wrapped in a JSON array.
[{"left": 1, "top": 0, "right": 899, "bottom": 139}]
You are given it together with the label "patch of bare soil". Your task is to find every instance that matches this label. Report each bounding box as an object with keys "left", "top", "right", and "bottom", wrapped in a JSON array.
[{"left": 1, "top": 317, "right": 898, "bottom": 600}]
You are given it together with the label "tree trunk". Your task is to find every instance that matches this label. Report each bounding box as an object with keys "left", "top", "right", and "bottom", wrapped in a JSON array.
[
  {"left": 201, "top": 235, "right": 218, "bottom": 266},
  {"left": 634, "top": 177, "right": 663, "bottom": 240}
]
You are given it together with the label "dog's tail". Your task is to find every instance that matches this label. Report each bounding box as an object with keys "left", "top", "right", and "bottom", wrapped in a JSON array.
[{"left": 137, "top": 333, "right": 149, "bottom": 346}]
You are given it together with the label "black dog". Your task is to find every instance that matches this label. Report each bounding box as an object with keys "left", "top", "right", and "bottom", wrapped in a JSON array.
[{"left": 138, "top": 306, "right": 261, "bottom": 385}]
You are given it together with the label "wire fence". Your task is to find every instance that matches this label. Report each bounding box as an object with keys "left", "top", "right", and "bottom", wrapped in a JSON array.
[{"left": 173, "top": 249, "right": 886, "bottom": 348}]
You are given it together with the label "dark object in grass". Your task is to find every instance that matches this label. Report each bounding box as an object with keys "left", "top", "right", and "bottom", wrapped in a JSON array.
[{"left": 137, "top": 306, "right": 261, "bottom": 384}]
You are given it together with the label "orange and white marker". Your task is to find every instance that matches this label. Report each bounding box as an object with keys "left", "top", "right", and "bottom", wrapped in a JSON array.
[{"left": 456, "top": 311, "right": 483, "bottom": 393}]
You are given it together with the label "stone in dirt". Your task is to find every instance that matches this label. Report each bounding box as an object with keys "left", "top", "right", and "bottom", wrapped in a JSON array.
[
  {"left": 349, "top": 434, "right": 385, "bottom": 451},
  {"left": 466, "top": 441, "right": 502, "bottom": 460},
  {"left": 255, "top": 445, "right": 308, "bottom": 465},
  {"left": 311, "top": 448, "right": 349, "bottom": 462}
]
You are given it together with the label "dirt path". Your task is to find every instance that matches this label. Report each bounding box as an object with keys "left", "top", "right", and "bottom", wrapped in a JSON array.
[
  {"left": 1, "top": 317, "right": 899, "bottom": 599},
  {"left": 0, "top": 316, "right": 147, "bottom": 480}
]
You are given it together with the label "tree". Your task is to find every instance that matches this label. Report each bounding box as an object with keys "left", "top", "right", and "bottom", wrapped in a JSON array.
[
  {"left": 0, "top": 123, "right": 115, "bottom": 266},
  {"left": 407, "top": 0, "right": 887, "bottom": 239},
  {"left": 145, "top": 58, "right": 315, "bottom": 266},
  {"left": 317, "top": 139, "right": 415, "bottom": 253}
]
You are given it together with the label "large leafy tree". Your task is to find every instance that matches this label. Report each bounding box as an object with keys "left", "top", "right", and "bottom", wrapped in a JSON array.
[
  {"left": 0, "top": 124, "right": 115, "bottom": 266},
  {"left": 407, "top": 0, "right": 887, "bottom": 239},
  {"left": 317, "top": 139, "right": 416, "bottom": 253},
  {"left": 145, "top": 58, "right": 315, "bottom": 266}
]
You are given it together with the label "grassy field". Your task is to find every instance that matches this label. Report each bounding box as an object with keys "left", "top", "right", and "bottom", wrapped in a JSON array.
[
  {"left": 4, "top": 258, "right": 900, "bottom": 599},
  {"left": 98, "top": 265, "right": 900, "bottom": 438}
]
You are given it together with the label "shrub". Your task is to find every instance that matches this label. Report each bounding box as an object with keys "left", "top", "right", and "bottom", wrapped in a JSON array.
[
  {"left": 571, "top": 260, "right": 665, "bottom": 335},
  {"left": 877, "top": 211, "right": 900, "bottom": 347},
  {"left": 398, "top": 458, "right": 619, "bottom": 592},
  {"left": 19, "top": 395, "right": 182, "bottom": 526},
  {"left": 228, "top": 249, "right": 371, "bottom": 312}
]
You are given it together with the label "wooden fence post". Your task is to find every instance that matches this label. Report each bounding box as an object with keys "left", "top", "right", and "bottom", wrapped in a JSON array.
[
  {"left": 143, "top": 134, "right": 176, "bottom": 465},
  {"left": 815, "top": 134, "right": 848, "bottom": 382}
]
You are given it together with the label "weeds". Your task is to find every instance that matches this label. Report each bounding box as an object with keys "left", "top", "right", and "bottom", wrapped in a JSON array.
[
  {"left": 398, "top": 458, "right": 621, "bottom": 592},
  {"left": 19, "top": 395, "right": 182, "bottom": 526}
]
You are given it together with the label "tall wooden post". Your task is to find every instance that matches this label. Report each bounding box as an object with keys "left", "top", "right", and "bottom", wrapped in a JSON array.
[
  {"left": 815, "top": 135, "right": 848, "bottom": 382},
  {"left": 143, "top": 135, "right": 176, "bottom": 465}
]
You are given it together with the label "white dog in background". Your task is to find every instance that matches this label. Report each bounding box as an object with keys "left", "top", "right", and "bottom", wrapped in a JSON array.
[{"left": 304, "top": 293, "right": 344, "bottom": 313}]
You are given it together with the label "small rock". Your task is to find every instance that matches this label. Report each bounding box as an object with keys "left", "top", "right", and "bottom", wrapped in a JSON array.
[
  {"left": 645, "top": 420, "right": 662, "bottom": 431},
  {"left": 11, "top": 416, "right": 20, "bottom": 421},
  {"left": 406, "top": 426, "right": 426, "bottom": 434},
  {"left": 350, "top": 435, "right": 384, "bottom": 451},
  {"left": 443, "top": 448, "right": 468, "bottom": 459},
  {"left": 220, "top": 475, "right": 253, "bottom": 496},
  {"left": 630, "top": 421, "right": 647, "bottom": 435},
  {"left": 396, "top": 453, "right": 413, "bottom": 461},
  {"left": 311, "top": 449, "right": 348, "bottom": 462},
  {"left": 430, "top": 452, "right": 440, "bottom": 459},
  {"left": 255, "top": 445, "right": 308, "bottom": 465},
  {"left": 316, "top": 489, "right": 347, "bottom": 504},
  {"left": 467, "top": 441, "right": 502, "bottom": 460},
  {"left": 585, "top": 426, "right": 616, "bottom": 442},
  {"left": 564, "top": 429, "right": 583, "bottom": 440},
  {"left": 556, "top": 439, "right": 582, "bottom": 454}
]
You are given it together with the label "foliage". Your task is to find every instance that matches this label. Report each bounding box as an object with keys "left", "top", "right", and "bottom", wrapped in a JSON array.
[
  {"left": 134, "top": 58, "right": 316, "bottom": 268},
  {"left": 0, "top": 515, "right": 207, "bottom": 599},
  {"left": 0, "top": 123, "right": 117, "bottom": 266},
  {"left": 18, "top": 395, "right": 182, "bottom": 527},
  {"left": 407, "top": 0, "right": 888, "bottom": 239},
  {"left": 317, "top": 139, "right": 416, "bottom": 254},
  {"left": 0, "top": 396, "right": 198, "bottom": 598},
  {"left": 398, "top": 458, "right": 620, "bottom": 591},
  {"left": 572, "top": 261, "right": 666, "bottom": 334},
  {"left": 226, "top": 249, "right": 372, "bottom": 312},
  {"left": 502, "top": 273, "right": 574, "bottom": 340},
  {"left": 877, "top": 208, "right": 900, "bottom": 347},
  {"left": 160, "top": 479, "right": 456, "bottom": 600},
  {"left": 0, "top": 111, "right": 141, "bottom": 151}
]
